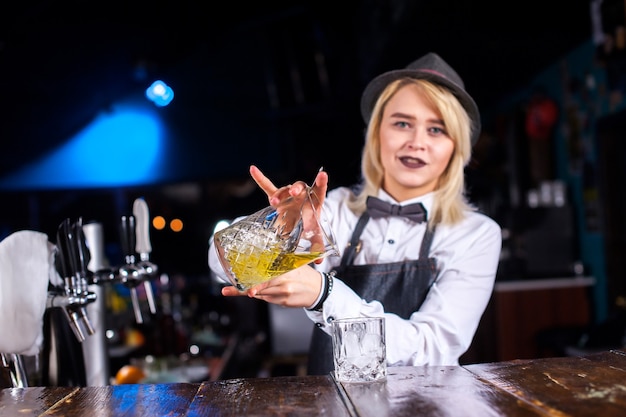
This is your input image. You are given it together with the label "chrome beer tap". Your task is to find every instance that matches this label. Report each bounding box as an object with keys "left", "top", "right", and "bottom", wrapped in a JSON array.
[
  {"left": 133, "top": 197, "right": 158, "bottom": 315},
  {"left": 34, "top": 199, "right": 160, "bottom": 388},
  {"left": 118, "top": 202, "right": 158, "bottom": 324},
  {"left": 48, "top": 218, "right": 97, "bottom": 343},
  {"left": 119, "top": 214, "right": 143, "bottom": 323}
]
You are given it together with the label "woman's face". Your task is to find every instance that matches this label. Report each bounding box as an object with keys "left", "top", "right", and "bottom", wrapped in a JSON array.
[{"left": 379, "top": 83, "right": 455, "bottom": 201}]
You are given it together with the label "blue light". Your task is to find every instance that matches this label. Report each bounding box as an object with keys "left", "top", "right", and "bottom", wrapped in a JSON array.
[
  {"left": 0, "top": 103, "right": 166, "bottom": 189},
  {"left": 145, "top": 80, "right": 174, "bottom": 107}
]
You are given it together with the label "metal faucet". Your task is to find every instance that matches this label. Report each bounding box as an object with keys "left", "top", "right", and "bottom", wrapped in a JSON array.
[
  {"left": 76, "top": 197, "right": 159, "bottom": 387},
  {"left": 2, "top": 198, "right": 161, "bottom": 388},
  {"left": 133, "top": 197, "right": 159, "bottom": 316},
  {"left": 118, "top": 210, "right": 158, "bottom": 323},
  {"left": 47, "top": 217, "right": 97, "bottom": 343},
  {"left": 75, "top": 197, "right": 159, "bottom": 328},
  {"left": 1, "top": 353, "right": 28, "bottom": 388}
]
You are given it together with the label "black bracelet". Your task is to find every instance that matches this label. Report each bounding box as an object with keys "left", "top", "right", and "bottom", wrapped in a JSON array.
[{"left": 308, "top": 271, "right": 334, "bottom": 312}]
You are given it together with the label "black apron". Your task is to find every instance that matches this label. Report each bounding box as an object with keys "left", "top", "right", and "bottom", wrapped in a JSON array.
[{"left": 307, "top": 212, "right": 437, "bottom": 375}]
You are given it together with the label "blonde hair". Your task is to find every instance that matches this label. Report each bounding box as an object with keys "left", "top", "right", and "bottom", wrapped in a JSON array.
[{"left": 348, "top": 78, "right": 476, "bottom": 226}]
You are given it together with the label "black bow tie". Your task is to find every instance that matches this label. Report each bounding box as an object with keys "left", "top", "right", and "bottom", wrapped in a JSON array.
[{"left": 366, "top": 196, "right": 427, "bottom": 223}]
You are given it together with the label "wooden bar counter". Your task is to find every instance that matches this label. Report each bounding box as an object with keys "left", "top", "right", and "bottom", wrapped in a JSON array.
[{"left": 2, "top": 349, "right": 626, "bottom": 416}]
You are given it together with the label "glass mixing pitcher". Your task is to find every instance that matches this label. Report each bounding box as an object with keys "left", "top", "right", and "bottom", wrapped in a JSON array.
[{"left": 213, "top": 181, "right": 340, "bottom": 291}]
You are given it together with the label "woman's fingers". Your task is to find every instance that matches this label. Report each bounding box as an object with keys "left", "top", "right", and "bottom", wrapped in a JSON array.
[
  {"left": 249, "top": 165, "right": 277, "bottom": 197},
  {"left": 311, "top": 170, "right": 328, "bottom": 203},
  {"left": 250, "top": 165, "right": 295, "bottom": 206},
  {"left": 221, "top": 286, "right": 249, "bottom": 297},
  {"left": 220, "top": 280, "right": 270, "bottom": 298},
  {"left": 250, "top": 165, "right": 329, "bottom": 204}
]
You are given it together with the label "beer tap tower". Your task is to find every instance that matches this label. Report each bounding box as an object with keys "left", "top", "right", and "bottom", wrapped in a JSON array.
[{"left": 41, "top": 197, "right": 159, "bottom": 387}]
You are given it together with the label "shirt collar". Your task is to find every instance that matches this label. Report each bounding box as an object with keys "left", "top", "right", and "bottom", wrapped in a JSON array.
[{"left": 376, "top": 189, "right": 435, "bottom": 217}]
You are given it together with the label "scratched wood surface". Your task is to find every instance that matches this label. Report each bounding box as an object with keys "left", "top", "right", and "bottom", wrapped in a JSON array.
[
  {"left": 0, "top": 375, "right": 350, "bottom": 417},
  {"left": 190, "top": 376, "right": 351, "bottom": 417},
  {"left": 2, "top": 350, "right": 626, "bottom": 416},
  {"left": 464, "top": 349, "right": 626, "bottom": 417},
  {"left": 338, "top": 366, "right": 541, "bottom": 417},
  {"left": 0, "top": 385, "right": 76, "bottom": 416}
]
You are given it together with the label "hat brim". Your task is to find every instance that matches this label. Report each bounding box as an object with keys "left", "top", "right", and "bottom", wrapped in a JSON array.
[{"left": 360, "top": 69, "right": 481, "bottom": 146}]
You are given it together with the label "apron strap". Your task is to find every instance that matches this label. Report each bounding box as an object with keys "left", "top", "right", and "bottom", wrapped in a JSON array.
[
  {"left": 419, "top": 224, "right": 436, "bottom": 259},
  {"left": 339, "top": 212, "right": 370, "bottom": 268}
]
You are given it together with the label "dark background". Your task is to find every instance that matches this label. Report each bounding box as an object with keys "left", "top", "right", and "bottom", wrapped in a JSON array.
[
  {"left": 1, "top": 0, "right": 592, "bottom": 180},
  {"left": 0, "top": 0, "right": 594, "bottom": 275}
]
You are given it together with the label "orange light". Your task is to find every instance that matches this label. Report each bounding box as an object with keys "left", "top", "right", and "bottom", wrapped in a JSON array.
[
  {"left": 153, "top": 215, "right": 166, "bottom": 230},
  {"left": 170, "top": 218, "right": 183, "bottom": 232}
]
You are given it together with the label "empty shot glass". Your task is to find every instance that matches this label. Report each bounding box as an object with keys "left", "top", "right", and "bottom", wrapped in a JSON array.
[{"left": 332, "top": 316, "right": 386, "bottom": 383}]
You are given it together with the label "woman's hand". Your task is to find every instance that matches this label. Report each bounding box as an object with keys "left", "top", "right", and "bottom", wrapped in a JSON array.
[
  {"left": 221, "top": 265, "right": 323, "bottom": 308},
  {"left": 219, "top": 166, "right": 330, "bottom": 305},
  {"left": 249, "top": 165, "right": 328, "bottom": 208},
  {"left": 250, "top": 164, "right": 330, "bottom": 258}
]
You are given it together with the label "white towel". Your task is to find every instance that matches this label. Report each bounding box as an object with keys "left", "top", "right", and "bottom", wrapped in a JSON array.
[{"left": 0, "top": 230, "right": 57, "bottom": 356}]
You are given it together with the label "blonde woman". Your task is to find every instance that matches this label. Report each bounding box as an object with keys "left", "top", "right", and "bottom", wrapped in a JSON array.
[{"left": 209, "top": 52, "right": 502, "bottom": 375}]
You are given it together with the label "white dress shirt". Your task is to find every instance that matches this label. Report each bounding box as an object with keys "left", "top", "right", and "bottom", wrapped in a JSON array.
[{"left": 208, "top": 186, "right": 502, "bottom": 367}]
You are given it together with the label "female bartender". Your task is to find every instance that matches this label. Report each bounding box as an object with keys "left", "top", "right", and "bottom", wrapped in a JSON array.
[{"left": 209, "top": 52, "right": 502, "bottom": 375}]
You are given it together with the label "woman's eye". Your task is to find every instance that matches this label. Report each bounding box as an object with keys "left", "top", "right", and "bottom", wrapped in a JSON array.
[
  {"left": 429, "top": 126, "right": 445, "bottom": 135},
  {"left": 394, "top": 121, "right": 410, "bottom": 128}
]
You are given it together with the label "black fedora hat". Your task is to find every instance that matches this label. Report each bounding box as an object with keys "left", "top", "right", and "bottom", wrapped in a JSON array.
[{"left": 360, "top": 52, "right": 481, "bottom": 146}]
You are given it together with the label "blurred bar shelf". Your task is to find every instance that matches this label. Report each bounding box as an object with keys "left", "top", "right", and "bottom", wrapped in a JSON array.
[
  {"left": 494, "top": 276, "right": 595, "bottom": 292},
  {"left": 463, "top": 276, "right": 596, "bottom": 364}
]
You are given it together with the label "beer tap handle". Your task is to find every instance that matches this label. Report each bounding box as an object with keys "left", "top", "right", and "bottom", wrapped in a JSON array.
[
  {"left": 64, "top": 220, "right": 80, "bottom": 281},
  {"left": 133, "top": 198, "right": 152, "bottom": 258},
  {"left": 119, "top": 215, "right": 137, "bottom": 265},
  {"left": 73, "top": 219, "right": 90, "bottom": 276},
  {"left": 133, "top": 198, "right": 158, "bottom": 314},
  {"left": 119, "top": 216, "right": 130, "bottom": 262},
  {"left": 55, "top": 219, "right": 71, "bottom": 281},
  {"left": 133, "top": 198, "right": 158, "bottom": 276},
  {"left": 127, "top": 215, "right": 136, "bottom": 261},
  {"left": 73, "top": 218, "right": 91, "bottom": 292}
]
